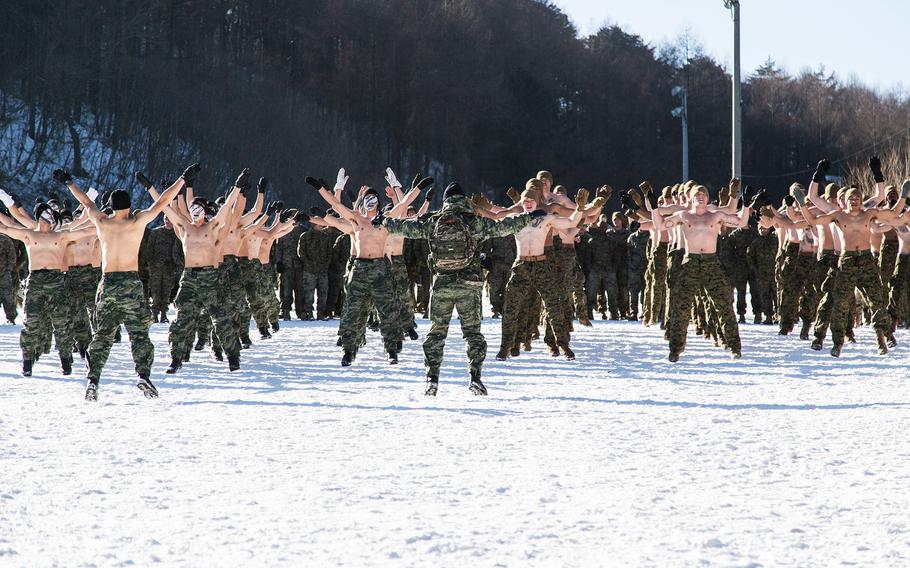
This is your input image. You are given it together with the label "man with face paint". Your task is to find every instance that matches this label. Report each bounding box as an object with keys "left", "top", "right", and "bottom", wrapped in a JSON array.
[
  {"left": 250, "top": 203, "right": 296, "bottom": 337},
  {"left": 310, "top": 170, "right": 411, "bottom": 365},
  {"left": 56, "top": 165, "right": 191, "bottom": 400},
  {"left": 0, "top": 198, "right": 96, "bottom": 377},
  {"left": 650, "top": 184, "right": 760, "bottom": 361}
]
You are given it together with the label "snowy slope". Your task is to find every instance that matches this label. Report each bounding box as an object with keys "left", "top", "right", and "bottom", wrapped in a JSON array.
[{"left": 2, "top": 315, "right": 910, "bottom": 566}]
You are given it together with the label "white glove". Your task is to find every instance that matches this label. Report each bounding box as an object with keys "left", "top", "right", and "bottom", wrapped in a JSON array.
[
  {"left": 86, "top": 187, "right": 99, "bottom": 201},
  {"left": 385, "top": 167, "right": 401, "bottom": 189},
  {"left": 0, "top": 188, "right": 13, "bottom": 207},
  {"left": 335, "top": 168, "right": 349, "bottom": 191}
]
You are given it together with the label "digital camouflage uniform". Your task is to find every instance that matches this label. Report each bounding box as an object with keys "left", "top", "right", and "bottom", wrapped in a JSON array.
[
  {"left": 889, "top": 252, "right": 910, "bottom": 330},
  {"left": 776, "top": 242, "right": 801, "bottom": 331},
  {"left": 20, "top": 269, "right": 73, "bottom": 364},
  {"left": 169, "top": 267, "right": 241, "bottom": 361},
  {"left": 274, "top": 223, "right": 306, "bottom": 319},
  {"left": 811, "top": 249, "right": 843, "bottom": 344},
  {"left": 145, "top": 225, "right": 182, "bottom": 319},
  {"left": 581, "top": 227, "right": 619, "bottom": 319},
  {"left": 220, "top": 255, "right": 251, "bottom": 342},
  {"left": 0, "top": 233, "right": 18, "bottom": 322},
  {"left": 297, "top": 227, "right": 333, "bottom": 319},
  {"left": 665, "top": 254, "right": 741, "bottom": 358},
  {"left": 647, "top": 240, "right": 669, "bottom": 326},
  {"left": 830, "top": 251, "right": 891, "bottom": 349},
  {"left": 404, "top": 237, "right": 432, "bottom": 316},
  {"left": 627, "top": 229, "right": 650, "bottom": 320},
  {"left": 66, "top": 264, "right": 101, "bottom": 355},
  {"left": 746, "top": 230, "right": 778, "bottom": 322},
  {"left": 729, "top": 226, "right": 757, "bottom": 318},
  {"left": 482, "top": 235, "right": 516, "bottom": 317},
  {"left": 329, "top": 233, "right": 351, "bottom": 318},
  {"left": 609, "top": 228, "right": 630, "bottom": 317},
  {"left": 87, "top": 272, "right": 153, "bottom": 385},
  {"left": 337, "top": 258, "right": 402, "bottom": 354},
  {"left": 383, "top": 195, "right": 531, "bottom": 379}
]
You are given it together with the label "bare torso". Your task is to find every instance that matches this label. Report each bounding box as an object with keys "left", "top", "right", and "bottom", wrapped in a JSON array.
[
  {"left": 674, "top": 210, "right": 727, "bottom": 254},
  {"left": 94, "top": 217, "right": 150, "bottom": 272},
  {"left": 179, "top": 222, "right": 225, "bottom": 268}
]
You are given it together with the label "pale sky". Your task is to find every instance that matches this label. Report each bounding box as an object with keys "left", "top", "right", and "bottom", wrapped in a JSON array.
[{"left": 553, "top": 0, "right": 908, "bottom": 95}]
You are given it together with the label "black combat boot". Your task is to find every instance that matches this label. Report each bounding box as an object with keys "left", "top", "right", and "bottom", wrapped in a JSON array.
[
  {"left": 240, "top": 334, "right": 253, "bottom": 350},
  {"left": 22, "top": 358, "right": 33, "bottom": 377},
  {"left": 166, "top": 357, "right": 182, "bottom": 374},
  {"left": 60, "top": 355, "right": 72, "bottom": 376},
  {"left": 259, "top": 326, "right": 272, "bottom": 340},
  {"left": 228, "top": 354, "right": 240, "bottom": 371},
  {"left": 271, "top": 321, "right": 280, "bottom": 332},
  {"left": 425, "top": 377, "right": 439, "bottom": 396},
  {"left": 387, "top": 351, "right": 399, "bottom": 365},
  {"left": 136, "top": 374, "right": 159, "bottom": 398},
  {"left": 468, "top": 370, "right": 487, "bottom": 396},
  {"left": 341, "top": 350, "right": 355, "bottom": 367}
]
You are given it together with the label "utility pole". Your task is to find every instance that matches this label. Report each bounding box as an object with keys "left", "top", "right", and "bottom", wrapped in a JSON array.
[
  {"left": 672, "top": 86, "right": 689, "bottom": 182},
  {"left": 724, "top": 0, "right": 742, "bottom": 178}
]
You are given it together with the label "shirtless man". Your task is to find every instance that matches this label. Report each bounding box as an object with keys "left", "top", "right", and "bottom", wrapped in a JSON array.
[
  {"left": 650, "top": 184, "right": 760, "bottom": 361},
  {"left": 144, "top": 176, "right": 248, "bottom": 374},
  {"left": 310, "top": 170, "right": 409, "bottom": 366},
  {"left": 0, "top": 202, "right": 96, "bottom": 376},
  {"left": 797, "top": 174, "right": 907, "bottom": 356},
  {"left": 248, "top": 206, "right": 297, "bottom": 338},
  {"left": 497, "top": 182, "right": 587, "bottom": 360},
  {"left": 57, "top": 164, "right": 193, "bottom": 400}
]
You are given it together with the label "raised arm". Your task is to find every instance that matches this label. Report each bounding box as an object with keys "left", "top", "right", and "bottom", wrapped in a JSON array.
[
  {"left": 54, "top": 169, "right": 103, "bottom": 223},
  {"left": 865, "top": 156, "right": 886, "bottom": 207}
]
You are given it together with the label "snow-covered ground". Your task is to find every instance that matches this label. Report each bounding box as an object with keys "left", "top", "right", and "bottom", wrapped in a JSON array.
[{"left": 2, "top": 313, "right": 910, "bottom": 566}]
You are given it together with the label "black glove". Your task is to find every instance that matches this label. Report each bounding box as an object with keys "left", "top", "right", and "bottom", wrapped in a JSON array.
[
  {"left": 275, "top": 262, "right": 285, "bottom": 274},
  {"left": 869, "top": 156, "right": 884, "bottom": 183},
  {"left": 234, "top": 168, "right": 251, "bottom": 191},
  {"left": 424, "top": 186, "right": 435, "bottom": 202},
  {"left": 319, "top": 178, "right": 331, "bottom": 192},
  {"left": 415, "top": 176, "right": 434, "bottom": 191},
  {"left": 181, "top": 163, "right": 201, "bottom": 182},
  {"left": 410, "top": 173, "right": 422, "bottom": 191},
  {"left": 811, "top": 159, "right": 829, "bottom": 183},
  {"left": 748, "top": 189, "right": 769, "bottom": 209},
  {"left": 305, "top": 176, "right": 323, "bottom": 191},
  {"left": 529, "top": 209, "right": 547, "bottom": 218},
  {"left": 784, "top": 195, "right": 795, "bottom": 207},
  {"left": 52, "top": 168, "right": 72, "bottom": 185},
  {"left": 135, "top": 171, "right": 153, "bottom": 190},
  {"left": 265, "top": 201, "right": 277, "bottom": 215},
  {"left": 258, "top": 177, "right": 269, "bottom": 193}
]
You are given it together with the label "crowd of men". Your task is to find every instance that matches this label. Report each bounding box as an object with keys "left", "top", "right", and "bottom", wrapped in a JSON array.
[{"left": 1, "top": 157, "right": 908, "bottom": 399}]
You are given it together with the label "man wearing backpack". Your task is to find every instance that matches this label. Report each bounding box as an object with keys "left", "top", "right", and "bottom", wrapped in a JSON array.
[{"left": 382, "top": 182, "right": 539, "bottom": 396}]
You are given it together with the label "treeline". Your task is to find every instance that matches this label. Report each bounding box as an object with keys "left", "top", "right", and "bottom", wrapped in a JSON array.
[{"left": 0, "top": 0, "right": 907, "bottom": 210}]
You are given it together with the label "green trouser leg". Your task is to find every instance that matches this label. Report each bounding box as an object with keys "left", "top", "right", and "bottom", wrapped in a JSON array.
[
  {"left": 338, "top": 259, "right": 402, "bottom": 353},
  {"left": 797, "top": 255, "right": 820, "bottom": 328},
  {"left": 880, "top": 240, "right": 898, "bottom": 291},
  {"left": 66, "top": 265, "right": 101, "bottom": 352},
  {"left": 830, "top": 253, "right": 891, "bottom": 346},
  {"left": 889, "top": 254, "right": 910, "bottom": 328},
  {"left": 389, "top": 257, "right": 415, "bottom": 332},
  {"left": 20, "top": 269, "right": 73, "bottom": 362},
  {"left": 777, "top": 245, "right": 805, "bottom": 329},
  {"left": 424, "top": 277, "right": 486, "bottom": 378},
  {"left": 811, "top": 252, "right": 839, "bottom": 342},
  {"left": 169, "top": 268, "right": 241, "bottom": 360},
  {"left": 649, "top": 243, "right": 669, "bottom": 324},
  {"left": 87, "top": 272, "right": 153, "bottom": 384}
]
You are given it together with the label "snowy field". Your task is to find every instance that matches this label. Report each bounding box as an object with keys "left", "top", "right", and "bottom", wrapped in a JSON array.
[{"left": 2, "top": 312, "right": 910, "bottom": 567}]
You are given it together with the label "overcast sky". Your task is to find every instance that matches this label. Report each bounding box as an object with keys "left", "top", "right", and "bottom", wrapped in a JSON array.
[{"left": 552, "top": 0, "right": 908, "bottom": 95}]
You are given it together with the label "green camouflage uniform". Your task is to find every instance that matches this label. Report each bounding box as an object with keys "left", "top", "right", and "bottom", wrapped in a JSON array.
[
  {"left": 274, "top": 224, "right": 307, "bottom": 318},
  {"left": 383, "top": 196, "right": 531, "bottom": 378},
  {"left": 146, "top": 225, "right": 182, "bottom": 319},
  {"left": 888, "top": 252, "right": 910, "bottom": 329},
  {"left": 627, "top": 229, "right": 650, "bottom": 319},
  {"left": 330, "top": 233, "right": 351, "bottom": 318},
  {"left": 665, "top": 253, "right": 741, "bottom": 357},
  {"left": 20, "top": 269, "right": 73, "bottom": 364},
  {"left": 830, "top": 251, "right": 891, "bottom": 348},
  {"left": 746, "top": 230, "right": 778, "bottom": 322},
  {"left": 811, "top": 249, "right": 842, "bottom": 343},
  {"left": 66, "top": 264, "right": 101, "bottom": 354},
  {"left": 87, "top": 272, "right": 153, "bottom": 385},
  {"left": 404, "top": 237, "right": 432, "bottom": 316},
  {"left": 776, "top": 242, "right": 800, "bottom": 331},
  {"left": 169, "top": 267, "right": 241, "bottom": 360},
  {"left": 298, "top": 227, "right": 334, "bottom": 319},
  {"left": 608, "top": 228, "right": 630, "bottom": 317},
  {"left": 648, "top": 241, "right": 669, "bottom": 326},
  {"left": 581, "top": 227, "right": 619, "bottom": 318},
  {"left": 337, "top": 258, "right": 403, "bottom": 354},
  {"left": 220, "top": 255, "right": 252, "bottom": 342},
  {"left": 729, "top": 226, "right": 757, "bottom": 318},
  {"left": 0, "top": 234, "right": 19, "bottom": 322},
  {"left": 482, "top": 235, "right": 516, "bottom": 316}
]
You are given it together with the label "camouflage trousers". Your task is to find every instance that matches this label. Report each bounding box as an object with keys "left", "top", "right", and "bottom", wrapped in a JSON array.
[
  {"left": 66, "top": 264, "right": 101, "bottom": 353},
  {"left": 169, "top": 267, "right": 240, "bottom": 360},
  {"left": 731, "top": 270, "right": 757, "bottom": 317},
  {"left": 221, "top": 256, "right": 251, "bottom": 340},
  {"left": 888, "top": 253, "right": 910, "bottom": 329},
  {"left": 665, "top": 254, "right": 741, "bottom": 356},
  {"left": 648, "top": 242, "right": 669, "bottom": 325},
  {"left": 389, "top": 256, "right": 415, "bottom": 332},
  {"left": 778, "top": 247, "right": 812, "bottom": 329},
  {"left": 774, "top": 244, "right": 797, "bottom": 321},
  {"left": 20, "top": 269, "right": 73, "bottom": 362},
  {"left": 485, "top": 262, "right": 511, "bottom": 315},
  {"left": 831, "top": 252, "right": 891, "bottom": 346},
  {"left": 328, "top": 266, "right": 346, "bottom": 317},
  {"left": 0, "top": 268, "right": 17, "bottom": 323},
  {"left": 87, "top": 272, "right": 153, "bottom": 383},
  {"left": 501, "top": 259, "right": 570, "bottom": 351},
  {"left": 663, "top": 247, "right": 685, "bottom": 326},
  {"left": 251, "top": 261, "right": 280, "bottom": 327},
  {"left": 797, "top": 254, "right": 822, "bottom": 328},
  {"left": 279, "top": 263, "right": 306, "bottom": 318},
  {"left": 545, "top": 247, "right": 585, "bottom": 346},
  {"left": 812, "top": 252, "right": 846, "bottom": 343},
  {"left": 585, "top": 268, "right": 618, "bottom": 317},
  {"left": 338, "top": 258, "right": 402, "bottom": 353},
  {"left": 148, "top": 264, "right": 179, "bottom": 314},
  {"left": 628, "top": 269, "right": 646, "bottom": 319},
  {"left": 880, "top": 240, "right": 898, "bottom": 291},
  {"left": 241, "top": 258, "right": 272, "bottom": 329},
  {"left": 302, "top": 271, "right": 330, "bottom": 319},
  {"left": 424, "top": 275, "right": 486, "bottom": 378}
]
